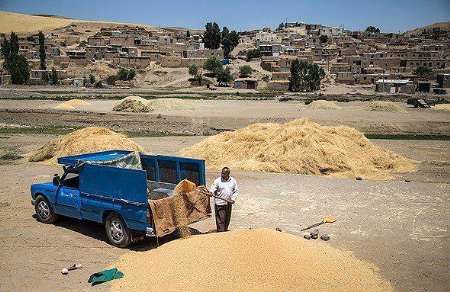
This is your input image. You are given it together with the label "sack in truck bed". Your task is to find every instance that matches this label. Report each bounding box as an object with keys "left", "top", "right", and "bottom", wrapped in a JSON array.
[{"left": 149, "top": 179, "right": 211, "bottom": 236}]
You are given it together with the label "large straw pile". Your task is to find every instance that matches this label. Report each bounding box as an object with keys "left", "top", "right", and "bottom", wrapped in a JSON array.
[
  {"left": 111, "top": 229, "right": 392, "bottom": 292},
  {"left": 307, "top": 100, "right": 341, "bottom": 110},
  {"left": 28, "top": 127, "right": 143, "bottom": 164},
  {"left": 54, "top": 99, "right": 90, "bottom": 110},
  {"left": 181, "top": 119, "right": 415, "bottom": 179},
  {"left": 113, "top": 96, "right": 152, "bottom": 113},
  {"left": 368, "top": 101, "right": 406, "bottom": 112},
  {"left": 432, "top": 103, "right": 450, "bottom": 111}
]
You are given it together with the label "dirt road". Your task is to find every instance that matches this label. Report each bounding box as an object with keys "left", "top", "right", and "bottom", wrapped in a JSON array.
[
  {"left": 0, "top": 134, "right": 449, "bottom": 291},
  {"left": 1, "top": 99, "right": 449, "bottom": 136}
]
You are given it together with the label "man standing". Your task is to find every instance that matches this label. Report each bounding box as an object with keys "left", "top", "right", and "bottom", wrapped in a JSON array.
[{"left": 209, "top": 167, "right": 239, "bottom": 232}]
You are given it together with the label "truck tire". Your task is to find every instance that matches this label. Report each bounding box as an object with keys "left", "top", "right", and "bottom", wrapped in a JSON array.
[
  {"left": 105, "top": 213, "right": 131, "bottom": 248},
  {"left": 35, "top": 195, "right": 58, "bottom": 224}
]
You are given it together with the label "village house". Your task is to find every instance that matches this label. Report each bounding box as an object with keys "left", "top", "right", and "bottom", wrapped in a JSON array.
[{"left": 233, "top": 78, "right": 258, "bottom": 89}]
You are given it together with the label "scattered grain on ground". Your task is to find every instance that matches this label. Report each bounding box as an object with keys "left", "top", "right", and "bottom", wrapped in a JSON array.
[
  {"left": 148, "top": 98, "right": 194, "bottom": 111},
  {"left": 111, "top": 228, "right": 393, "bottom": 292},
  {"left": 27, "top": 127, "right": 143, "bottom": 164},
  {"left": 432, "top": 104, "right": 450, "bottom": 111},
  {"left": 368, "top": 101, "right": 406, "bottom": 112},
  {"left": 181, "top": 119, "right": 415, "bottom": 179},
  {"left": 307, "top": 100, "right": 341, "bottom": 110},
  {"left": 54, "top": 99, "right": 90, "bottom": 110}
]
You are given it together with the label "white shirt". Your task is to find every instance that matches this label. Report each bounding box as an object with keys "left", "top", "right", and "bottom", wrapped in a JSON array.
[{"left": 209, "top": 177, "right": 239, "bottom": 206}]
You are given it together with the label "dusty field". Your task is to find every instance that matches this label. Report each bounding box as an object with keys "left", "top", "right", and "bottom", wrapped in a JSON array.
[
  {"left": 0, "top": 99, "right": 449, "bottom": 136},
  {"left": 0, "top": 134, "right": 449, "bottom": 291},
  {"left": 0, "top": 11, "right": 73, "bottom": 34}
]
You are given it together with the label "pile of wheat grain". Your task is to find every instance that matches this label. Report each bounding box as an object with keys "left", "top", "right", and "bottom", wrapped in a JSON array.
[
  {"left": 368, "top": 101, "right": 406, "bottom": 112},
  {"left": 111, "top": 229, "right": 392, "bottom": 292},
  {"left": 113, "top": 96, "right": 152, "bottom": 113},
  {"left": 307, "top": 100, "right": 341, "bottom": 110},
  {"left": 181, "top": 119, "right": 415, "bottom": 180},
  {"left": 27, "top": 127, "right": 143, "bottom": 164},
  {"left": 54, "top": 99, "right": 90, "bottom": 110}
]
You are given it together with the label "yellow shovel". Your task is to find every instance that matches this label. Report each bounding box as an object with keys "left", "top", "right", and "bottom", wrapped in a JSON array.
[{"left": 301, "top": 216, "right": 336, "bottom": 231}]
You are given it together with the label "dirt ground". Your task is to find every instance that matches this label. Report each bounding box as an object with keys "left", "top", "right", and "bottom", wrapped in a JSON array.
[
  {"left": 1, "top": 99, "right": 449, "bottom": 136},
  {"left": 0, "top": 134, "right": 449, "bottom": 291}
]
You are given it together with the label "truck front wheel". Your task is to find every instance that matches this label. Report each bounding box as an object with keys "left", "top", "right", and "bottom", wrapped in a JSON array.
[
  {"left": 105, "top": 213, "right": 131, "bottom": 248},
  {"left": 35, "top": 195, "right": 58, "bottom": 224}
]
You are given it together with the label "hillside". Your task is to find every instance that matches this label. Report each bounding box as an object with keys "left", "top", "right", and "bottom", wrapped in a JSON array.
[
  {"left": 0, "top": 11, "right": 75, "bottom": 34},
  {"left": 0, "top": 11, "right": 160, "bottom": 35},
  {"left": 404, "top": 21, "right": 450, "bottom": 36}
]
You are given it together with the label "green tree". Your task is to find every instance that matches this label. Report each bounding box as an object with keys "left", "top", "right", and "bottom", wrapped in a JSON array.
[
  {"left": 186, "top": 30, "right": 191, "bottom": 38},
  {"left": 50, "top": 67, "right": 58, "bottom": 85},
  {"left": 289, "top": 60, "right": 325, "bottom": 92},
  {"left": 216, "top": 66, "right": 233, "bottom": 84},
  {"left": 203, "top": 22, "right": 221, "bottom": 49},
  {"left": 365, "top": 26, "right": 380, "bottom": 34},
  {"left": 221, "top": 27, "right": 229, "bottom": 41},
  {"left": 228, "top": 31, "right": 240, "bottom": 47},
  {"left": 9, "top": 55, "right": 30, "bottom": 84},
  {"left": 38, "top": 31, "right": 46, "bottom": 70},
  {"left": 127, "top": 69, "right": 136, "bottom": 80},
  {"left": 89, "top": 74, "right": 96, "bottom": 84},
  {"left": 1, "top": 32, "right": 30, "bottom": 84},
  {"left": 246, "top": 48, "right": 261, "bottom": 61},
  {"left": 117, "top": 68, "right": 129, "bottom": 80},
  {"left": 277, "top": 23, "right": 285, "bottom": 31},
  {"left": 319, "top": 35, "right": 328, "bottom": 44},
  {"left": 414, "top": 66, "right": 432, "bottom": 78},
  {"left": 203, "top": 57, "right": 223, "bottom": 76},
  {"left": 188, "top": 64, "right": 198, "bottom": 77},
  {"left": 289, "top": 59, "right": 302, "bottom": 92},
  {"left": 239, "top": 65, "right": 253, "bottom": 78},
  {"left": 306, "top": 64, "right": 325, "bottom": 91},
  {"left": 221, "top": 28, "right": 240, "bottom": 58}
]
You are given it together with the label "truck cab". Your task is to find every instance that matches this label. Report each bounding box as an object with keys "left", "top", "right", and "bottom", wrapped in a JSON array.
[{"left": 30, "top": 150, "right": 206, "bottom": 247}]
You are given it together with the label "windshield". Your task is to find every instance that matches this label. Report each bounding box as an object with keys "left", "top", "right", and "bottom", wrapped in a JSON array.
[{"left": 61, "top": 172, "right": 80, "bottom": 189}]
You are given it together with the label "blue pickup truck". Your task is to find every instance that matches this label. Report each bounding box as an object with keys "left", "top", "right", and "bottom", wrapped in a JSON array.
[{"left": 30, "top": 150, "right": 206, "bottom": 247}]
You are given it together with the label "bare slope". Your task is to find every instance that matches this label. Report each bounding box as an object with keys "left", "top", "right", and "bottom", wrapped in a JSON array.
[{"left": 0, "top": 11, "right": 74, "bottom": 33}]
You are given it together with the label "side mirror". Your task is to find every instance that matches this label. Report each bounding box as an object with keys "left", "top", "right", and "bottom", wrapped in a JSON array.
[{"left": 53, "top": 174, "right": 61, "bottom": 186}]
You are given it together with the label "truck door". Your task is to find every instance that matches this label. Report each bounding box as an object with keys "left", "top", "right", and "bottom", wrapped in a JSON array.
[
  {"left": 79, "top": 164, "right": 148, "bottom": 231},
  {"left": 55, "top": 172, "right": 82, "bottom": 219}
]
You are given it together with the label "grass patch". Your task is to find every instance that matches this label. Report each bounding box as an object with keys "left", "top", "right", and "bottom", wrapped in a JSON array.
[
  {"left": 0, "top": 149, "right": 23, "bottom": 163},
  {"left": 0, "top": 126, "right": 81, "bottom": 135}
]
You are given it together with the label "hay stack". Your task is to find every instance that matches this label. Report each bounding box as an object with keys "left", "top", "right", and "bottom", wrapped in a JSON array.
[
  {"left": 113, "top": 96, "right": 152, "bottom": 113},
  {"left": 181, "top": 119, "right": 415, "bottom": 179},
  {"left": 307, "top": 100, "right": 341, "bottom": 110},
  {"left": 54, "top": 99, "right": 90, "bottom": 110},
  {"left": 111, "top": 228, "right": 393, "bottom": 292},
  {"left": 368, "top": 101, "right": 406, "bottom": 112},
  {"left": 28, "top": 127, "right": 143, "bottom": 164},
  {"left": 432, "top": 104, "right": 450, "bottom": 111}
]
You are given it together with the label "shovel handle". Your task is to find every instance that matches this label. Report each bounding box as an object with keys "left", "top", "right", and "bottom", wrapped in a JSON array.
[{"left": 301, "top": 221, "right": 324, "bottom": 231}]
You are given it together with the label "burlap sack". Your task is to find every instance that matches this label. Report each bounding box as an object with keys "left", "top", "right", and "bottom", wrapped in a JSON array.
[{"left": 149, "top": 179, "right": 211, "bottom": 236}]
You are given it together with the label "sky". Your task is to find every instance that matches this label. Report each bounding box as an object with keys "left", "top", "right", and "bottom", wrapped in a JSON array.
[{"left": 0, "top": 0, "right": 449, "bottom": 33}]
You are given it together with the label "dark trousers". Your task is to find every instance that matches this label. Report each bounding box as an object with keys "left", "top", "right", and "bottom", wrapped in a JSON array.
[{"left": 215, "top": 203, "right": 232, "bottom": 232}]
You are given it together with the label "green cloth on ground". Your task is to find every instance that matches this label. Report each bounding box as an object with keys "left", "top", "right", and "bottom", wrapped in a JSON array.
[{"left": 88, "top": 268, "right": 124, "bottom": 286}]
